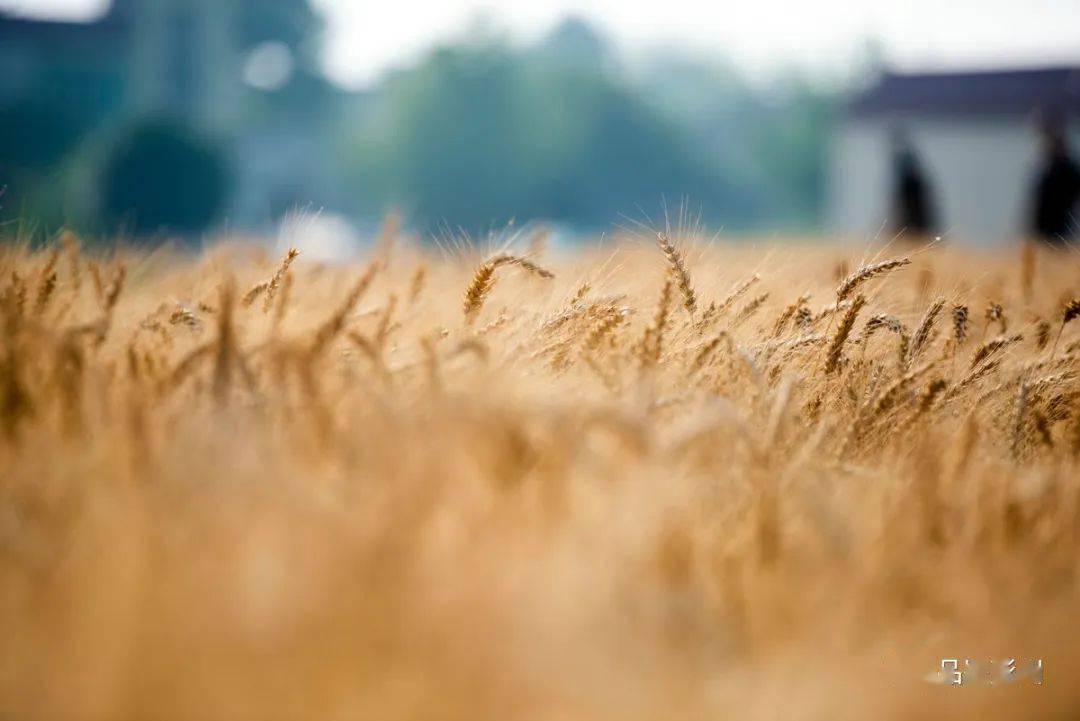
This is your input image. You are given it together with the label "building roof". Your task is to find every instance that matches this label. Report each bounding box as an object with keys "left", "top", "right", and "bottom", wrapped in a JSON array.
[{"left": 849, "top": 66, "right": 1080, "bottom": 119}]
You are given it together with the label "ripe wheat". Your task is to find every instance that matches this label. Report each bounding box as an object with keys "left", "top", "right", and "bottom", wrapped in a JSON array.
[{"left": 1, "top": 231, "right": 1078, "bottom": 721}]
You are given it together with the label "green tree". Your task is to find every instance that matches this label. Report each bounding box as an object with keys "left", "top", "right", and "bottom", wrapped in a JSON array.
[
  {"left": 100, "top": 120, "right": 231, "bottom": 237},
  {"left": 235, "top": 0, "right": 321, "bottom": 60},
  {"left": 350, "top": 39, "right": 740, "bottom": 231}
]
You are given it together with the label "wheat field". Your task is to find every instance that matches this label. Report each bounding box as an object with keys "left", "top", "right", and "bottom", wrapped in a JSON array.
[{"left": 2, "top": 228, "right": 1079, "bottom": 720}]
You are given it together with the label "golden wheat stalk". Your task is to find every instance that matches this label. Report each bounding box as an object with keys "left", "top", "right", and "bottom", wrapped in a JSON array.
[
  {"left": 656, "top": 232, "right": 697, "bottom": 317},
  {"left": 495, "top": 253, "right": 555, "bottom": 279},
  {"left": 970, "top": 332, "right": 1023, "bottom": 369},
  {"left": 88, "top": 261, "right": 104, "bottom": 305},
  {"left": 688, "top": 331, "right": 731, "bottom": 375},
  {"left": 861, "top": 314, "right": 905, "bottom": 344},
  {"left": 33, "top": 270, "right": 57, "bottom": 316},
  {"left": 271, "top": 270, "right": 293, "bottom": 331},
  {"left": 985, "top": 301, "right": 1006, "bottom": 336},
  {"left": 374, "top": 294, "right": 399, "bottom": 348},
  {"left": 583, "top": 307, "right": 627, "bottom": 351},
  {"left": 906, "top": 297, "right": 945, "bottom": 366},
  {"left": 835, "top": 258, "right": 909, "bottom": 303},
  {"left": 895, "top": 377, "right": 948, "bottom": 438},
  {"left": 252, "top": 248, "right": 299, "bottom": 313},
  {"left": 715, "top": 274, "right": 761, "bottom": 318},
  {"left": 169, "top": 306, "right": 201, "bottom": 331},
  {"left": 103, "top": 265, "right": 126, "bottom": 312},
  {"left": 951, "top": 304, "right": 968, "bottom": 346},
  {"left": 824, "top": 294, "right": 865, "bottom": 374},
  {"left": 866, "top": 361, "right": 936, "bottom": 427},
  {"left": 732, "top": 292, "right": 770, "bottom": 328},
  {"left": 941, "top": 357, "right": 1002, "bottom": 403},
  {"left": 347, "top": 331, "right": 393, "bottom": 384},
  {"left": 462, "top": 261, "right": 498, "bottom": 320},
  {"left": 309, "top": 260, "right": 380, "bottom": 356},
  {"left": 241, "top": 281, "right": 269, "bottom": 308},
  {"left": 639, "top": 272, "right": 674, "bottom": 368},
  {"left": 1049, "top": 299, "right": 1080, "bottom": 360},
  {"left": 161, "top": 342, "right": 214, "bottom": 396},
  {"left": 770, "top": 294, "right": 809, "bottom": 339},
  {"left": 1010, "top": 380, "right": 1031, "bottom": 459},
  {"left": 408, "top": 264, "right": 427, "bottom": 306},
  {"left": 60, "top": 230, "right": 82, "bottom": 295},
  {"left": 463, "top": 254, "right": 553, "bottom": 323},
  {"left": 570, "top": 281, "right": 591, "bottom": 306},
  {"left": 212, "top": 280, "right": 237, "bottom": 404}
]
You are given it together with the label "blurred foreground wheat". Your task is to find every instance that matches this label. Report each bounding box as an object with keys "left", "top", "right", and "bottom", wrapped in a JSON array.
[{"left": 2, "top": 230, "right": 1080, "bottom": 720}]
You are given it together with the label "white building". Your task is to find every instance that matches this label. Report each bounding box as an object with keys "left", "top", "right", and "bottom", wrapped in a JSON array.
[{"left": 830, "top": 67, "right": 1080, "bottom": 244}]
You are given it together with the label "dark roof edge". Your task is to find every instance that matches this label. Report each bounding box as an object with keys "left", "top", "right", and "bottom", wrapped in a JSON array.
[{"left": 847, "top": 65, "right": 1080, "bottom": 119}]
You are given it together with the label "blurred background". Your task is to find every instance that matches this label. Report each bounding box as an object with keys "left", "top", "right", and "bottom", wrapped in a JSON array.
[{"left": 1, "top": 0, "right": 1079, "bottom": 249}]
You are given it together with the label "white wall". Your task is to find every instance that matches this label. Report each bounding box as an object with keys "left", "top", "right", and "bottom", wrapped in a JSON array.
[{"left": 830, "top": 116, "right": 1080, "bottom": 245}]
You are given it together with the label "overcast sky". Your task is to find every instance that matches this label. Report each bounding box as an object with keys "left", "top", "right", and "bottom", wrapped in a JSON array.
[{"left": 4, "top": 0, "right": 1080, "bottom": 87}]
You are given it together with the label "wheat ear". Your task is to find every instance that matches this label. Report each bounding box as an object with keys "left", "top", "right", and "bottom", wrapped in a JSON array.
[
  {"left": 824, "top": 294, "right": 865, "bottom": 374},
  {"left": 1049, "top": 299, "right": 1080, "bottom": 360},
  {"left": 656, "top": 232, "right": 697, "bottom": 317},
  {"left": 835, "top": 258, "right": 910, "bottom": 303}
]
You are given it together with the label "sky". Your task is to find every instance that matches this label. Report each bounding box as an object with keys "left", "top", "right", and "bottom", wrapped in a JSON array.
[{"left": 3, "top": 0, "right": 1080, "bottom": 87}]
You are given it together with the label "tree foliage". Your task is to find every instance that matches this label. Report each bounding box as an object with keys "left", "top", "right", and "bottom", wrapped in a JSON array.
[
  {"left": 351, "top": 41, "right": 757, "bottom": 231},
  {"left": 101, "top": 120, "right": 231, "bottom": 236}
]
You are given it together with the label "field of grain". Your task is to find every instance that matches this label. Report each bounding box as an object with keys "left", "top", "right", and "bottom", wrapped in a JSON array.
[{"left": 1, "top": 229, "right": 1079, "bottom": 720}]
